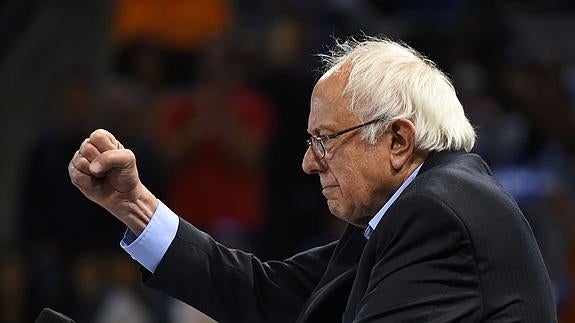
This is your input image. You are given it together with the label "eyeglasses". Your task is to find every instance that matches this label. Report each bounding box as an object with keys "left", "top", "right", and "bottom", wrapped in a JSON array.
[{"left": 307, "top": 117, "right": 388, "bottom": 159}]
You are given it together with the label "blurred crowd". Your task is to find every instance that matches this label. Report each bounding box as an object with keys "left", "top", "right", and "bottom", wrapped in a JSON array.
[{"left": 1, "top": 0, "right": 575, "bottom": 322}]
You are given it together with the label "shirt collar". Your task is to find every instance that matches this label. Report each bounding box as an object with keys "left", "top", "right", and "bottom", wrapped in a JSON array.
[{"left": 364, "top": 163, "right": 423, "bottom": 239}]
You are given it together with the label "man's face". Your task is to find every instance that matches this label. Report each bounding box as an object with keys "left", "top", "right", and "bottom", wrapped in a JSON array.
[{"left": 302, "top": 68, "right": 398, "bottom": 227}]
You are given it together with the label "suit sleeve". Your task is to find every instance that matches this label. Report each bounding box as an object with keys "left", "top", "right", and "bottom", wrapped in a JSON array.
[
  {"left": 143, "top": 217, "right": 335, "bottom": 323},
  {"left": 353, "top": 194, "right": 482, "bottom": 322}
]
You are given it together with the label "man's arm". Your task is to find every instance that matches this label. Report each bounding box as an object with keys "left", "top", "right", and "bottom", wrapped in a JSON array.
[
  {"left": 68, "top": 129, "right": 332, "bottom": 322},
  {"left": 118, "top": 199, "right": 335, "bottom": 322},
  {"left": 145, "top": 217, "right": 335, "bottom": 323}
]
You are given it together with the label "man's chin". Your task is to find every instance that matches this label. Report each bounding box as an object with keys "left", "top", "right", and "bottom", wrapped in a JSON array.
[
  {"left": 326, "top": 200, "right": 342, "bottom": 215},
  {"left": 327, "top": 202, "right": 352, "bottom": 224},
  {"left": 328, "top": 202, "right": 369, "bottom": 228}
]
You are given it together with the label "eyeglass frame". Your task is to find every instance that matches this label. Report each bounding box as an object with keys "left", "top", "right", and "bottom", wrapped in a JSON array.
[{"left": 306, "top": 116, "right": 388, "bottom": 159}]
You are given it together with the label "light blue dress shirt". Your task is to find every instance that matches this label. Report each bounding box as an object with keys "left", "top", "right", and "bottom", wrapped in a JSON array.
[
  {"left": 121, "top": 200, "right": 179, "bottom": 273},
  {"left": 363, "top": 163, "right": 423, "bottom": 239},
  {"left": 122, "top": 163, "right": 423, "bottom": 272}
]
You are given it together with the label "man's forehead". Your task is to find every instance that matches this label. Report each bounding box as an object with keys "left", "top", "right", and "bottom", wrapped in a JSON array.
[
  {"left": 312, "top": 67, "right": 348, "bottom": 107},
  {"left": 308, "top": 68, "right": 354, "bottom": 133},
  {"left": 307, "top": 96, "right": 336, "bottom": 133},
  {"left": 318, "top": 62, "right": 350, "bottom": 87}
]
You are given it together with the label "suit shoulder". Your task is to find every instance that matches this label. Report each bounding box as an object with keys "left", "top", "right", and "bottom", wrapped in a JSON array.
[
  {"left": 403, "top": 154, "right": 521, "bottom": 224},
  {"left": 378, "top": 192, "right": 471, "bottom": 249}
]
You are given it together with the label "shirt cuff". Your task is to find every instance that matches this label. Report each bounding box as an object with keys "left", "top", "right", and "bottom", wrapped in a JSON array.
[{"left": 120, "top": 200, "right": 179, "bottom": 273}]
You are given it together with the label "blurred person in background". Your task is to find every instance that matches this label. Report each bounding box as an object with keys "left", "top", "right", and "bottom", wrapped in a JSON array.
[
  {"left": 20, "top": 73, "right": 117, "bottom": 252},
  {"left": 19, "top": 73, "right": 122, "bottom": 317},
  {"left": 152, "top": 40, "right": 277, "bottom": 248},
  {"left": 68, "top": 37, "right": 557, "bottom": 322},
  {"left": 102, "top": 40, "right": 169, "bottom": 203}
]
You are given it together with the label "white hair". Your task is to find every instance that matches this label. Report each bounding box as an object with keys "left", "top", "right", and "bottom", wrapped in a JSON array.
[{"left": 321, "top": 37, "right": 476, "bottom": 152}]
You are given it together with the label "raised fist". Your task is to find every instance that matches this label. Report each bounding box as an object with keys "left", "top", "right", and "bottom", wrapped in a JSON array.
[{"left": 68, "top": 129, "right": 157, "bottom": 235}]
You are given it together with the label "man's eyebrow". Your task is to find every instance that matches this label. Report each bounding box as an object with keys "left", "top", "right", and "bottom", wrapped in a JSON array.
[{"left": 307, "top": 125, "right": 337, "bottom": 135}]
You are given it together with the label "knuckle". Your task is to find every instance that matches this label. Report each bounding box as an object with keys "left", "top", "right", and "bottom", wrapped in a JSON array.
[
  {"left": 82, "top": 143, "right": 95, "bottom": 155},
  {"left": 79, "top": 144, "right": 87, "bottom": 155},
  {"left": 80, "top": 139, "right": 90, "bottom": 151},
  {"left": 73, "top": 157, "right": 88, "bottom": 172},
  {"left": 78, "top": 139, "right": 87, "bottom": 152},
  {"left": 93, "top": 128, "right": 108, "bottom": 136},
  {"left": 76, "top": 154, "right": 87, "bottom": 165},
  {"left": 125, "top": 149, "right": 137, "bottom": 164},
  {"left": 90, "top": 129, "right": 108, "bottom": 142},
  {"left": 71, "top": 166, "right": 80, "bottom": 178},
  {"left": 90, "top": 129, "right": 118, "bottom": 151},
  {"left": 125, "top": 148, "right": 135, "bottom": 158},
  {"left": 90, "top": 130, "right": 101, "bottom": 139},
  {"left": 70, "top": 171, "right": 80, "bottom": 185},
  {"left": 79, "top": 157, "right": 89, "bottom": 167}
]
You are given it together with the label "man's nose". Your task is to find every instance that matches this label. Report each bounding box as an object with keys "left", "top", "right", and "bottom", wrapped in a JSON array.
[{"left": 302, "top": 146, "right": 326, "bottom": 174}]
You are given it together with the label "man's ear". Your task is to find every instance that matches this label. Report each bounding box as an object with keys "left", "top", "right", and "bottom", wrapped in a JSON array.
[{"left": 388, "top": 119, "right": 416, "bottom": 171}]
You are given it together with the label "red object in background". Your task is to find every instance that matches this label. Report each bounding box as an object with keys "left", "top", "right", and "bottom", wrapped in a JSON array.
[{"left": 156, "top": 87, "right": 277, "bottom": 233}]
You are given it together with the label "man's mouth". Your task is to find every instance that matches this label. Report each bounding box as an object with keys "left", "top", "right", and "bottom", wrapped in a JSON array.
[{"left": 322, "top": 185, "right": 338, "bottom": 196}]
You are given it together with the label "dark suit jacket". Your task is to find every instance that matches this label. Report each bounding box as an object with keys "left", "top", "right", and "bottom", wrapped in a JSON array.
[{"left": 144, "top": 151, "right": 557, "bottom": 322}]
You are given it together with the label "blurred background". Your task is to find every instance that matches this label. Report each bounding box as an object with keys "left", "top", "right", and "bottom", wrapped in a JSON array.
[{"left": 1, "top": 0, "right": 575, "bottom": 322}]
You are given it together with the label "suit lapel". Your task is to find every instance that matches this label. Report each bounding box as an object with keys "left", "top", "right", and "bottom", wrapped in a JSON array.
[{"left": 297, "top": 225, "right": 367, "bottom": 322}]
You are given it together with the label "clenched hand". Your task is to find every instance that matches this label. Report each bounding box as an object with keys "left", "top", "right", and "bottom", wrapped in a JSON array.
[{"left": 68, "top": 129, "right": 158, "bottom": 235}]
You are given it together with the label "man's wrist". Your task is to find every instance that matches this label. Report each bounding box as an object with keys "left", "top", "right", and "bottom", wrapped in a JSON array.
[
  {"left": 118, "top": 185, "right": 159, "bottom": 235},
  {"left": 120, "top": 200, "right": 179, "bottom": 273}
]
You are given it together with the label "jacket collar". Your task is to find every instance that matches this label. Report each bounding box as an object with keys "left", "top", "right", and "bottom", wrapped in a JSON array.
[{"left": 418, "top": 150, "right": 466, "bottom": 176}]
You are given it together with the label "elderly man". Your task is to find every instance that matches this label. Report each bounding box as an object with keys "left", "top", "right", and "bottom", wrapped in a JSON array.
[{"left": 69, "top": 38, "right": 557, "bottom": 322}]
